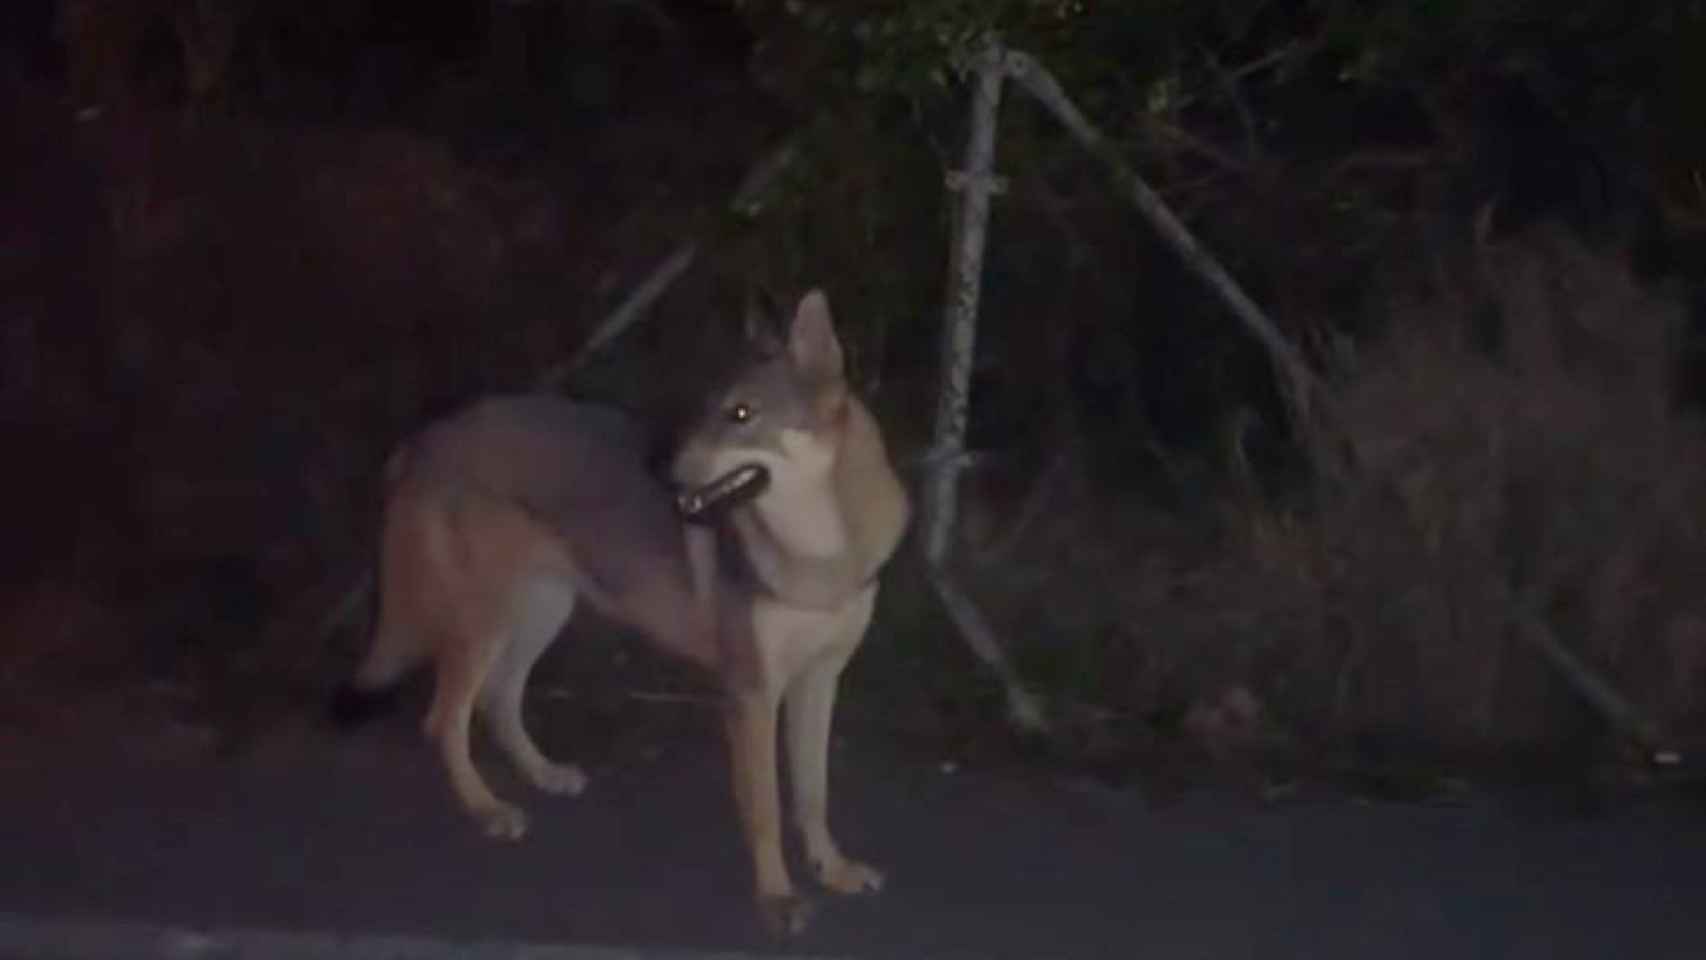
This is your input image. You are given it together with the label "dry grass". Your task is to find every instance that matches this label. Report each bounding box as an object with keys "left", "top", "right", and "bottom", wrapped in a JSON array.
[{"left": 963, "top": 227, "right": 1706, "bottom": 761}]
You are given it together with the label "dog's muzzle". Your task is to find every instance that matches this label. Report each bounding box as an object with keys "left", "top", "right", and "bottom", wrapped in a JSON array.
[{"left": 676, "top": 463, "right": 770, "bottom": 524}]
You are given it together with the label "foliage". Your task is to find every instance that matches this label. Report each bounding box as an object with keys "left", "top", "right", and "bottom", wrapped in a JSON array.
[
  {"left": 726, "top": 0, "right": 1706, "bottom": 228},
  {"left": 715, "top": 0, "right": 1706, "bottom": 760},
  {"left": 20, "top": 0, "right": 1706, "bottom": 763},
  {"left": 939, "top": 227, "right": 1706, "bottom": 758}
]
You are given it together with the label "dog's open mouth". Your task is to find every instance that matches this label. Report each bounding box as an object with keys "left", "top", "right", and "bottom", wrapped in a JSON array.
[{"left": 676, "top": 463, "right": 770, "bottom": 523}]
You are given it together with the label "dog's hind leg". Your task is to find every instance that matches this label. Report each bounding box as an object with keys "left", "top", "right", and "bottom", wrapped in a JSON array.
[
  {"left": 479, "top": 578, "right": 587, "bottom": 797},
  {"left": 424, "top": 615, "right": 529, "bottom": 841}
]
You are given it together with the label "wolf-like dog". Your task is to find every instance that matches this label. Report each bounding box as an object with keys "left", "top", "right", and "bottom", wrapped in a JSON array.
[{"left": 333, "top": 289, "right": 910, "bottom": 936}]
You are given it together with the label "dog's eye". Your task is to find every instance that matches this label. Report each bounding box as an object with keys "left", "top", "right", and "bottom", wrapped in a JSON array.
[{"left": 726, "top": 402, "right": 753, "bottom": 424}]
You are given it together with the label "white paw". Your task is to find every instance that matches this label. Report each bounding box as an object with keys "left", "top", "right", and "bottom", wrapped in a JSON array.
[
  {"left": 476, "top": 802, "right": 529, "bottom": 841},
  {"left": 531, "top": 761, "right": 588, "bottom": 796},
  {"left": 814, "top": 856, "right": 885, "bottom": 895},
  {"left": 757, "top": 893, "right": 816, "bottom": 939}
]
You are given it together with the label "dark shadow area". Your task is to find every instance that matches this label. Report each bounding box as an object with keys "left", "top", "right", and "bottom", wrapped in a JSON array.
[{"left": 4, "top": 1, "right": 1706, "bottom": 954}]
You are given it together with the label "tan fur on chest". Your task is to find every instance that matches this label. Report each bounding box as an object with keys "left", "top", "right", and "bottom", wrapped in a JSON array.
[{"left": 746, "top": 586, "right": 878, "bottom": 696}]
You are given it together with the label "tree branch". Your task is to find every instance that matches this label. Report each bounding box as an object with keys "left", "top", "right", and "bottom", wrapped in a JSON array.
[
  {"left": 1004, "top": 48, "right": 1322, "bottom": 431},
  {"left": 917, "top": 37, "right": 1049, "bottom": 734}
]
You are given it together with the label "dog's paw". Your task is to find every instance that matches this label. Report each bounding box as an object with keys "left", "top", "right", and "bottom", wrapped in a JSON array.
[
  {"left": 530, "top": 761, "right": 588, "bottom": 796},
  {"left": 814, "top": 856, "right": 885, "bottom": 895},
  {"left": 475, "top": 802, "right": 529, "bottom": 841},
  {"left": 757, "top": 893, "right": 816, "bottom": 939}
]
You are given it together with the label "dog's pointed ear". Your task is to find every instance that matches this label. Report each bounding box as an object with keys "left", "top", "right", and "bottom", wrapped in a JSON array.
[
  {"left": 788, "top": 288, "right": 844, "bottom": 380},
  {"left": 743, "top": 283, "right": 786, "bottom": 353}
]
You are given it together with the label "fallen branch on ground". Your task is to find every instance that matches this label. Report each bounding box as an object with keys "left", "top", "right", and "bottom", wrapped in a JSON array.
[{"left": 1506, "top": 588, "right": 1679, "bottom": 763}]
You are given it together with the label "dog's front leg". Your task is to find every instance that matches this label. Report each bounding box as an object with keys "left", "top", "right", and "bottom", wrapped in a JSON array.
[
  {"left": 785, "top": 650, "right": 884, "bottom": 896},
  {"left": 725, "top": 688, "right": 811, "bottom": 937}
]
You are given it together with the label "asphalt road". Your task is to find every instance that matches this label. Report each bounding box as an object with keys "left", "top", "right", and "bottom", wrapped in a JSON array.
[{"left": 0, "top": 716, "right": 1702, "bottom": 960}]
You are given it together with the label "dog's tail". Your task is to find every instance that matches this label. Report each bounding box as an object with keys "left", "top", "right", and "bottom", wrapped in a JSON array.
[
  {"left": 327, "top": 580, "right": 410, "bottom": 731},
  {"left": 327, "top": 567, "right": 418, "bottom": 733},
  {"left": 327, "top": 442, "right": 420, "bottom": 733}
]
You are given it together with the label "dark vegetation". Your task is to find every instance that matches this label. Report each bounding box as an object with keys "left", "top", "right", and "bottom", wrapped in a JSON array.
[{"left": 6, "top": 0, "right": 1706, "bottom": 798}]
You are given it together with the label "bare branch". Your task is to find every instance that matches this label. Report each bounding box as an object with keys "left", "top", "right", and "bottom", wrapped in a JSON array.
[
  {"left": 1167, "top": 34, "right": 1322, "bottom": 114},
  {"left": 1004, "top": 48, "right": 1322, "bottom": 430},
  {"left": 922, "top": 38, "right": 1007, "bottom": 568},
  {"left": 538, "top": 242, "right": 699, "bottom": 389},
  {"left": 1323, "top": 148, "right": 1441, "bottom": 185},
  {"left": 972, "top": 444, "right": 1074, "bottom": 567},
  {"left": 933, "top": 569, "right": 1048, "bottom": 732},
  {"left": 916, "top": 36, "right": 1049, "bottom": 734},
  {"left": 1507, "top": 588, "right": 1677, "bottom": 761},
  {"left": 1144, "top": 118, "right": 1253, "bottom": 177},
  {"left": 1199, "top": 45, "right": 1261, "bottom": 162}
]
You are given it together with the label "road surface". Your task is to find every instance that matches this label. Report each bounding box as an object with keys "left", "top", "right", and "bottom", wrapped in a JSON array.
[{"left": 0, "top": 715, "right": 1701, "bottom": 959}]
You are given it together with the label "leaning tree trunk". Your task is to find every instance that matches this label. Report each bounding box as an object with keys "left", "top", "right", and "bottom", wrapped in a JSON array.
[{"left": 921, "top": 37, "right": 1047, "bottom": 734}]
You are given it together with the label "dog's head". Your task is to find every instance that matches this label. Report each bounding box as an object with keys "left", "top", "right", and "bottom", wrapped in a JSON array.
[{"left": 671, "top": 288, "right": 851, "bottom": 522}]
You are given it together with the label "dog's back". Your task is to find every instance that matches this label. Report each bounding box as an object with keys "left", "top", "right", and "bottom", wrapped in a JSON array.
[{"left": 395, "top": 395, "right": 706, "bottom": 619}]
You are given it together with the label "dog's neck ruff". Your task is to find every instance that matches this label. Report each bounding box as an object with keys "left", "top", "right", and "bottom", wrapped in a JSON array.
[
  {"left": 721, "top": 476, "right": 876, "bottom": 612},
  {"left": 723, "top": 529, "right": 880, "bottom": 609}
]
